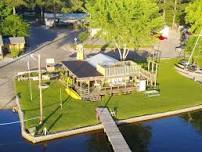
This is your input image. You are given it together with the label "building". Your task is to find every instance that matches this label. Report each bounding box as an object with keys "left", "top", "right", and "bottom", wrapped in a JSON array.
[
  {"left": 44, "top": 13, "right": 86, "bottom": 28},
  {"left": 4, "top": 37, "right": 25, "bottom": 53},
  {"left": 62, "top": 53, "right": 157, "bottom": 101},
  {"left": 0, "top": 35, "right": 3, "bottom": 59}
]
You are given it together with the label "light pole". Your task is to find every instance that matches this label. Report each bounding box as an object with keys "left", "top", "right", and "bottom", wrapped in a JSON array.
[
  {"left": 27, "top": 56, "right": 33, "bottom": 101},
  {"left": 38, "top": 54, "right": 43, "bottom": 124},
  {"left": 30, "top": 53, "right": 44, "bottom": 124}
]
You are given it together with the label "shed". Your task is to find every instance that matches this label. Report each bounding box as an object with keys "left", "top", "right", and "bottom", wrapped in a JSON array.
[{"left": 4, "top": 37, "right": 25, "bottom": 52}]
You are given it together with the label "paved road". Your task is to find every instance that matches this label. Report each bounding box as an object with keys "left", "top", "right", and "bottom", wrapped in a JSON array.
[{"left": 0, "top": 25, "right": 80, "bottom": 109}]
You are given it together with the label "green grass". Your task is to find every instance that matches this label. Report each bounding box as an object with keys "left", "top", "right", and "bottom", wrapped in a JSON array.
[
  {"left": 16, "top": 59, "right": 202, "bottom": 133},
  {"left": 100, "top": 59, "right": 202, "bottom": 119},
  {"left": 16, "top": 80, "right": 99, "bottom": 133}
]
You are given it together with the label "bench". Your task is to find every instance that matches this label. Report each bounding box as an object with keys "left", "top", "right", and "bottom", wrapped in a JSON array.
[{"left": 144, "top": 90, "right": 160, "bottom": 97}]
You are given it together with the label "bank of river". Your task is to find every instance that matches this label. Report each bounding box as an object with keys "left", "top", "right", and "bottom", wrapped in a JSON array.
[{"left": 1, "top": 109, "right": 202, "bottom": 152}]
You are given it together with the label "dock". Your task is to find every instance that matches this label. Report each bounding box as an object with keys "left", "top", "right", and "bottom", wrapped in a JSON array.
[{"left": 96, "top": 108, "right": 131, "bottom": 152}]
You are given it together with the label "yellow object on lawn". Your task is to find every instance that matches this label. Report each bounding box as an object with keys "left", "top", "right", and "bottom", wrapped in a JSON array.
[{"left": 65, "top": 88, "right": 81, "bottom": 100}]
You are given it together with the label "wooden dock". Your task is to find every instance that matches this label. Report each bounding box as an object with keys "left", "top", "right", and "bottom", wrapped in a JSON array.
[{"left": 96, "top": 108, "right": 131, "bottom": 152}]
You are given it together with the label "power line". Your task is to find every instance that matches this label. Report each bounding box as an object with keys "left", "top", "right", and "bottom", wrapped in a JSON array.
[{"left": 0, "top": 116, "right": 39, "bottom": 126}]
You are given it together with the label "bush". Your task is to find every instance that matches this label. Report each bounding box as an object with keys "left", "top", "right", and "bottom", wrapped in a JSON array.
[
  {"left": 78, "top": 31, "right": 89, "bottom": 43},
  {"left": 11, "top": 48, "right": 21, "bottom": 58},
  {"left": 185, "top": 35, "right": 202, "bottom": 57}
]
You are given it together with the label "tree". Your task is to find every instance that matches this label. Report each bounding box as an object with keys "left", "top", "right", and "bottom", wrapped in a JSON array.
[
  {"left": 0, "top": 1, "right": 12, "bottom": 20},
  {"left": 34, "top": 0, "right": 46, "bottom": 22},
  {"left": 46, "top": 0, "right": 64, "bottom": 26},
  {"left": 1, "top": 15, "right": 29, "bottom": 37},
  {"left": 185, "top": 0, "right": 202, "bottom": 33},
  {"left": 184, "top": 0, "right": 202, "bottom": 62},
  {"left": 4, "top": 0, "right": 26, "bottom": 15},
  {"left": 62, "top": 0, "right": 84, "bottom": 13},
  {"left": 185, "top": 35, "right": 202, "bottom": 62},
  {"left": 85, "top": 0, "right": 163, "bottom": 60},
  {"left": 158, "top": 0, "right": 192, "bottom": 27}
]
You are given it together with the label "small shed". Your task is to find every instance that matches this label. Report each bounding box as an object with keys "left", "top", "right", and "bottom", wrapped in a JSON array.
[
  {"left": 0, "top": 35, "right": 3, "bottom": 59},
  {"left": 4, "top": 37, "right": 25, "bottom": 52}
]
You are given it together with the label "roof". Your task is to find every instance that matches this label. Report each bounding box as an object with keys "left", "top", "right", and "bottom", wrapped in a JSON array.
[
  {"left": 4, "top": 37, "right": 25, "bottom": 44},
  {"left": 62, "top": 60, "right": 103, "bottom": 78},
  {"left": 0, "top": 35, "right": 3, "bottom": 46},
  {"left": 86, "top": 53, "right": 118, "bottom": 67},
  {"left": 59, "top": 13, "right": 86, "bottom": 22}
]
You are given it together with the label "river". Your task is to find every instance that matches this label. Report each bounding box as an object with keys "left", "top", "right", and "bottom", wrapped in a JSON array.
[{"left": 1, "top": 110, "right": 202, "bottom": 152}]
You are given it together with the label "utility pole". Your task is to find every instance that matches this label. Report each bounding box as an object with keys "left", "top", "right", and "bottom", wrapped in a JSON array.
[
  {"left": 38, "top": 54, "right": 43, "bottom": 124},
  {"left": 27, "top": 56, "right": 33, "bottom": 101}
]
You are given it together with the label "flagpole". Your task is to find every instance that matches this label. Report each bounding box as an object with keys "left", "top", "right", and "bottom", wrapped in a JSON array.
[
  {"left": 38, "top": 54, "right": 43, "bottom": 124},
  {"left": 28, "top": 56, "right": 32, "bottom": 101}
]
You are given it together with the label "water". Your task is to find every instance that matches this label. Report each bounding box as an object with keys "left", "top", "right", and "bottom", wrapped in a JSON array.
[{"left": 1, "top": 110, "right": 202, "bottom": 152}]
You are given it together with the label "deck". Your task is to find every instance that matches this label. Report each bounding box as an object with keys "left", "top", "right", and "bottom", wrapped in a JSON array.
[
  {"left": 74, "top": 84, "right": 135, "bottom": 101},
  {"left": 96, "top": 108, "right": 131, "bottom": 152}
]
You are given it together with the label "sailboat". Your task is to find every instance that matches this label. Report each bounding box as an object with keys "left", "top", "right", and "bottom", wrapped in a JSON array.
[{"left": 175, "top": 31, "right": 202, "bottom": 82}]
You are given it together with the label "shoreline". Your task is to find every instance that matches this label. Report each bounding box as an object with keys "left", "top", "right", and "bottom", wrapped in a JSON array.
[{"left": 16, "top": 96, "right": 202, "bottom": 144}]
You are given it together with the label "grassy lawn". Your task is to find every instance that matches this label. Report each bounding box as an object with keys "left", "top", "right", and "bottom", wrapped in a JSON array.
[
  {"left": 16, "top": 59, "right": 202, "bottom": 133},
  {"left": 16, "top": 81, "right": 99, "bottom": 133}
]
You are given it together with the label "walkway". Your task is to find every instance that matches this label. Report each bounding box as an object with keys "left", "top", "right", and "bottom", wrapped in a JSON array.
[
  {"left": 96, "top": 108, "right": 131, "bottom": 152},
  {"left": 155, "top": 29, "right": 181, "bottom": 58}
]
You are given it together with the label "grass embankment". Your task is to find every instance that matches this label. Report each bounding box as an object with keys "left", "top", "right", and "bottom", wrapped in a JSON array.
[{"left": 16, "top": 59, "right": 202, "bottom": 133}]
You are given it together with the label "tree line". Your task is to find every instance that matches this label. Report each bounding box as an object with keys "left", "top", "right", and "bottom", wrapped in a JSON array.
[
  {"left": 0, "top": 0, "right": 201, "bottom": 60},
  {"left": 0, "top": 0, "right": 84, "bottom": 37},
  {"left": 85, "top": 0, "right": 202, "bottom": 60}
]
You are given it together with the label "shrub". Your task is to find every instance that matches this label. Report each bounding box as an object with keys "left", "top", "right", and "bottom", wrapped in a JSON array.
[
  {"left": 78, "top": 31, "right": 89, "bottom": 43},
  {"left": 10, "top": 48, "right": 21, "bottom": 58}
]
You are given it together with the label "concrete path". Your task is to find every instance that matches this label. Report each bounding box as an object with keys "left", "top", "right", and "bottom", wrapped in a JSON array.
[{"left": 155, "top": 29, "right": 181, "bottom": 58}]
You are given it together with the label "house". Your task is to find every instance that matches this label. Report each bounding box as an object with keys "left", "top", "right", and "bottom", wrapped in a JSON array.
[
  {"left": 0, "top": 35, "right": 3, "bottom": 59},
  {"left": 4, "top": 37, "right": 25, "bottom": 52},
  {"left": 61, "top": 53, "right": 157, "bottom": 101}
]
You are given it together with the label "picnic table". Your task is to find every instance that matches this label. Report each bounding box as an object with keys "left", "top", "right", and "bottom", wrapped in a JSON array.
[{"left": 144, "top": 90, "right": 160, "bottom": 97}]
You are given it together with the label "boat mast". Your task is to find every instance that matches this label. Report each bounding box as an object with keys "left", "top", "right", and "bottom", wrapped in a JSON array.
[{"left": 187, "top": 31, "right": 202, "bottom": 66}]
